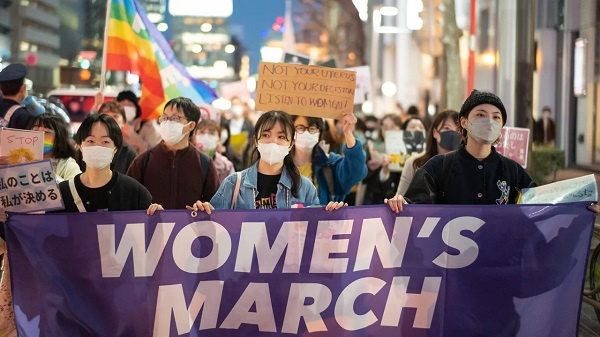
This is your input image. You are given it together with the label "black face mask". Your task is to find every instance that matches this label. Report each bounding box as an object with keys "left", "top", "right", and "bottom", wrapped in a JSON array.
[
  {"left": 438, "top": 130, "right": 461, "bottom": 151},
  {"left": 403, "top": 131, "right": 426, "bottom": 153}
]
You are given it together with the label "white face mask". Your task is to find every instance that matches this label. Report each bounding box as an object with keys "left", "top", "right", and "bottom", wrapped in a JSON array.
[
  {"left": 220, "top": 129, "right": 229, "bottom": 144},
  {"left": 294, "top": 132, "right": 320, "bottom": 150},
  {"left": 257, "top": 142, "right": 290, "bottom": 165},
  {"left": 468, "top": 118, "right": 502, "bottom": 144},
  {"left": 159, "top": 121, "right": 187, "bottom": 145},
  {"left": 123, "top": 106, "right": 136, "bottom": 122},
  {"left": 231, "top": 105, "right": 244, "bottom": 117},
  {"left": 196, "top": 134, "right": 218, "bottom": 151},
  {"left": 81, "top": 146, "right": 114, "bottom": 170}
]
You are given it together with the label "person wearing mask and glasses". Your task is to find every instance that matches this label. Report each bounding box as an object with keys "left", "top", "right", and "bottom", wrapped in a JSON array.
[{"left": 127, "top": 97, "right": 219, "bottom": 210}]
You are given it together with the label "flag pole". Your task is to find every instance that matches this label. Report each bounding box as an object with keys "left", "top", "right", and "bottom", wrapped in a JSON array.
[{"left": 100, "top": 0, "right": 111, "bottom": 92}]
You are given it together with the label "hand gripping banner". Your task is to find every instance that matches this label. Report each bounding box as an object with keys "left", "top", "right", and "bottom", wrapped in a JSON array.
[{"left": 5, "top": 203, "right": 595, "bottom": 336}]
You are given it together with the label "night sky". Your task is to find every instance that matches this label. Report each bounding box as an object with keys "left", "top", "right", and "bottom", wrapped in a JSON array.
[{"left": 229, "top": 0, "right": 286, "bottom": 74}]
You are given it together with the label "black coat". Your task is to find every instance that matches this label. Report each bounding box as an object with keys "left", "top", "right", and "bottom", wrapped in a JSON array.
[
  {"left": 405, "top": 146, "right": 535, "bottom": 204},
  {"left": 58, "top": 172, "right": 151, "bottom": 212}
]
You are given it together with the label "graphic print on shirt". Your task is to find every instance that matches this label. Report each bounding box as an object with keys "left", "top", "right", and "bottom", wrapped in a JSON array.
[
  {"left": 496, "top": 180, "right": 510, "bottom": 205},
  {"left": 255, "top": 193, "right": 277, "bottom": 209}
]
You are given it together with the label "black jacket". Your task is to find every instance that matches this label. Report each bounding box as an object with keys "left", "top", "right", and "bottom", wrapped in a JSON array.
[
  {"left": 58, "top": 172, "right": 151, "bottom": 212},
  {"left": 0, "top": 98, "right": 35, "bottom": 129},
  {"left": 405, "top": 146, "right": 535, "bottom": 204}
]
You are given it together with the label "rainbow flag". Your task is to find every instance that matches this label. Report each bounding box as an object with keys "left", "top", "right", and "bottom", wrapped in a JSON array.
[{"left": 105, "top": 0, "right": 218, "bottom": 120}]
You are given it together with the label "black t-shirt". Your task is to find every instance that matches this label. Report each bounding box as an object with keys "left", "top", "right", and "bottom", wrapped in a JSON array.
[
  {"left": 75, "top": 171, "right": 118, "bottom": 212},
  {"left": 255, "top": 172, "right": 281, "bottom": 209}
]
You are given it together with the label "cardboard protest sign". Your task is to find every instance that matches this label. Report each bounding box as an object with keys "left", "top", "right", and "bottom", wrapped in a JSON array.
[
  {"left": 385, "top": 130, "right": 426, "bottom": 172},
  {"left": 346, "top": 65, "right": 372, "bottom": 104},
  {"left": 256, "top": 61, "right": 357, "bottom": 119},
  {"left": 496, "top": 127, "right": 530, "bottom": 168},
  {"left": 0, "top": 160, "right": 63, "bottom": 213},
  {"left": 0, "top": 128, "right": 44, "bottom": 164},
  {"left": 520, "top": 174, "right": 598, "bottom": 204}
]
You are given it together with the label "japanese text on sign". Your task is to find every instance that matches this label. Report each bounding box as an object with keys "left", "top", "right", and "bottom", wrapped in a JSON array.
[
  {"left": 256, "top": 62, "right": 357, "bottom": 119},
  {"left": 0, "top": 160, "right": 64, "bottom": 212}
]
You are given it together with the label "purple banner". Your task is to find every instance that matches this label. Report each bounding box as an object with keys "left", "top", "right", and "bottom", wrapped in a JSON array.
[{"left": 5, "top": 203, "right": 595, "bottom": 336}]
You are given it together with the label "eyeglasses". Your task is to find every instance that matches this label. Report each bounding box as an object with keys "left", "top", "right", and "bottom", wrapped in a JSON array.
[
  {"left": 295, "top": 125, "right": 320, "bottom": 134},
  {"left": 158, "top": 115, "right": 187, "bottom": 124}
]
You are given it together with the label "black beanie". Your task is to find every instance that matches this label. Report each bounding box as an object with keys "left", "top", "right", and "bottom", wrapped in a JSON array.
[{"left": 459, "top": 89, "right": 507, "bottom": 125}]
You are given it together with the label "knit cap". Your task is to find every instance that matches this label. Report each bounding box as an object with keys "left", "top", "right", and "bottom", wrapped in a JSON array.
[{"left": 459, "top": 89, "right": 507, "bottom": 125}]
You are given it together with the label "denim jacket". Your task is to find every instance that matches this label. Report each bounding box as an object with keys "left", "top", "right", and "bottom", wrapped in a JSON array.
[{"left": 210, "top": 161, "right": 320, "bottom": 209}]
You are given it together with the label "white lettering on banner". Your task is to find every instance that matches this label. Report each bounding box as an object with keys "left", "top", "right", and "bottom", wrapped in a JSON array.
[
  {"left": 432, "top": 216, "right": 486, "bottom": 269},
  {"left": 97, "top": 222, "right": 175, "bottom": 277},
  {"left": 172, "top": 221, "right": 232, "bottom": 273},
  {"left": 220, "top": 282, "right": 277, "bottom": 332},
  {"left": 354, "top": 217, "right": 411, "bottom": 271},
  {"left": 152, "top": 281, "right": 224, "bottom": 337},
  {"left": 281, "top": 283, "right": 331, "bottom": 334},
  {"left": 97, "top": 216, "right": 485, "bottom": 277},
  {"left": 381, "top": 277, "right": 442, "bottom": 329},
  {"left": 152, "top": 277, "right": 442, "bottom": 333},
  {"left": 309, "top": 220, "right": 354, "bottom": 273},
  {"left": 335, "top": 277, "right": 386, "bottom": 330},
  {"left": 234, "top": 221, "right": 308, "bottom": 273}
]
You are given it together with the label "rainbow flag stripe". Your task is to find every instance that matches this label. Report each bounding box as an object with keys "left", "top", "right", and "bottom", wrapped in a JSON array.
[{"left": 106, "top": 0, "right": 218, "bottom": 120}]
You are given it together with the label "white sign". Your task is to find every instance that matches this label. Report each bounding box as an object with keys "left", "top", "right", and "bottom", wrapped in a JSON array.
[
  {"left": 169, "top": 0, "right": 232, "bottom": 17},
  {"left": 346, "top": 66, "right": 372, "bottom": 104},
  {"left": 520, "top": 174, "right": 597, "bottom": 204},
  {"left": 0, "top": 128, "right": 44, "bottom": 164},
  {"left": 384, "top": 130, "right": 426, "bottom": 172},
  {"left": 0, "top": 160, "right": 63, "bottom": 213}
]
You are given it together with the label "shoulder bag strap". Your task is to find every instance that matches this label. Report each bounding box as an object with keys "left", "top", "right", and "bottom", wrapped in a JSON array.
[
  {"left": 68, "top": 178, "right": 86, "bottom": 212},
  {"left": 0, "top": 105, "right": 21, "bottom": 128},
  {"left": 231, "top": 172, "right": 242, "bottom": 209}
]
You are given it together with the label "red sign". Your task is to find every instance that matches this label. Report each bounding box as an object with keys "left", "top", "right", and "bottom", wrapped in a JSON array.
[
  {"left": 496, "top": 127, "right": 530, "bottom": 168},
  {"left": 25, "top": 53, "right": 37, "bottom": 66}
]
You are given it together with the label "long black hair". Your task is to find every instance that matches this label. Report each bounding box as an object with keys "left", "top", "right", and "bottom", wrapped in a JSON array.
[
  {"left": 32, "top": 113, "right": 77, "bottom": 160},
  {"left": 413, "top": 110, "right": 459, "bottom": 170},
  {"left": 251, "top": 110, "right": 301, "bottom": 198}
]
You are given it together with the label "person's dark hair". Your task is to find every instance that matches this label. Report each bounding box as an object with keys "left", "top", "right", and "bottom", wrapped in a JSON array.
[
  {"left": 402, "top": 116, "right": 425, "bottom": 131},
  {"left": 407, "top": 105, "right": 419, "bottom": 116},
  {"left": 0, "top": 78, "right": 24, "bottom": 96},
  {"left": 76, "top": 114, "right": 123, "bottom": 149},
  {"left": 116, "top": 90, "right": 142, "bottom": 119},
  {"left": 413, "top": 110, "right": 459, "bottom": 169},
  {"left": 542, "top": 106, "right": 551, "bottom": 113},
  {"left": 98, "top": 101, "right": 126, "bottom": 123},
  {"left": 251, "top": 110, "right": 301, "bottom": 198},
  {"left": 164, "top": 97, "right": 201, "bottom": 140},
  {"left": 355, "top": 117, "right": 367, "bottom": 133},
  {"left": 32, "top": 113, "right": 77, "bottom": 160}
]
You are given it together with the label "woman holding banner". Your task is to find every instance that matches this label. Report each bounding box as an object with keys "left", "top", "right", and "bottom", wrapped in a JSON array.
[
  {"left": 189, "top": 110, "right": 347, "bottom": 212},
  {"left": 57, "top": 114, "right": 160, "bottom": 214}
]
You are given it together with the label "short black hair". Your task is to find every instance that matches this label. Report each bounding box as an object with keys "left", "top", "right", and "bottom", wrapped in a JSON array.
[
  {"left": 76, "top": 114, "right": 123, "bottom": 149},
  {"left": 32, "top": 113, "right": 77, "bottom": 160},
  {"left": 0, "top": 78, "right": 24, "bottom": 96},
  {"left": 164, "top": 97, "right": 200, "bottom": 139}
]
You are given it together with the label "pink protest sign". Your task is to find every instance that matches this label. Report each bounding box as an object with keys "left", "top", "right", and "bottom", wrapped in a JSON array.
[{"left": 496, "top": 127, "right": 530, "bottom": 168}]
